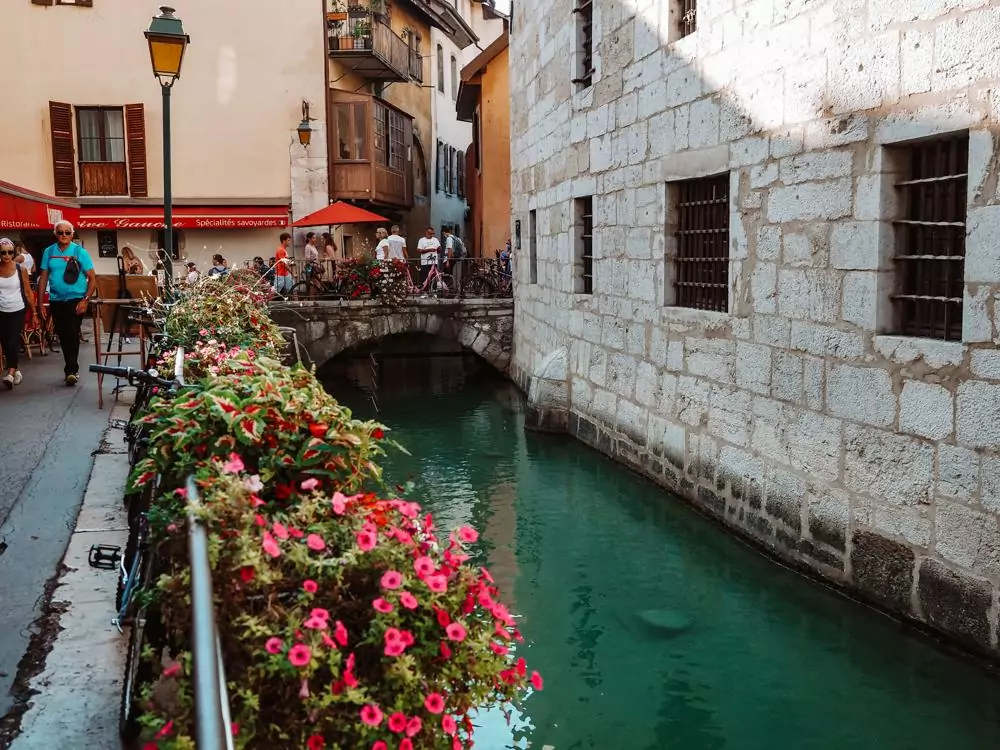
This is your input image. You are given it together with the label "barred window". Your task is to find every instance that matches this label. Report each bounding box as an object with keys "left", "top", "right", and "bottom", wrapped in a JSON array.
[
  {"left": 670, "top": 174, "right": 730, "bottom": 312},
  {"left": 675, "top": 0, "right": 697, "bottom": 39},
  {"left": 892, "top": 134, "right": 969, "bottom": 341},
  {"left": 574, "top": 196, "right": 593, "bottom": 294},
  {"left": 572, "top": 0, "right": 593, "bottom": 90}
]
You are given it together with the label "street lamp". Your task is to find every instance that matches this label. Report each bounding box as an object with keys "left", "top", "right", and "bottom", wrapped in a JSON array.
[
  {"left": 297, "top": 100, "right": 314, "bottom": 147},
  {"left": 145, "top": 5, "right": 190, "bottom": 296}
]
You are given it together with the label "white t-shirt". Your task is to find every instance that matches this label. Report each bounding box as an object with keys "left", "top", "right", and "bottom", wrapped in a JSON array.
[
  {"left": 304, "top": 243, "right": 319, "bottom": 263},
  {"left": 417, "top": 236, "right": 440, "bottom": 266},
  {"left": 18, "top": 252, "right": 34, "bottom": 274},
  {"left": 375, "top": 239, "right": 390, "bottom": 260},
  {"left": 386, "top": 234, "right": 406, "bottom": 260}
]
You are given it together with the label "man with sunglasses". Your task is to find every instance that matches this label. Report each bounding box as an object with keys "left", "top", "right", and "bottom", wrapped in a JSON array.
[{"left": 37, "top": 221, "right": 96, "bottom": 386}]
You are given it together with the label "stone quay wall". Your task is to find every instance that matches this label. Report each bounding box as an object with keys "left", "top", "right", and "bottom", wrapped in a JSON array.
[{"left": 509, "top": 0, "right": 1000, "bottom": 659}]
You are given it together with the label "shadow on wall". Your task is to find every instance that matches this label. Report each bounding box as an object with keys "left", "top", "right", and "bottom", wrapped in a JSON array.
[{"left": 511, "top": 0, "right": 1000, "bottom": 663}]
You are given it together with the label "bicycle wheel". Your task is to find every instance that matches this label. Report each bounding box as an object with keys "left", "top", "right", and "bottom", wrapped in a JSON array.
[
  {"left": 462, "top": 275, "right": 496, "bottom": 298},
  {"left": 289, "top": 281, "right": 314, "bottom": 301},
  {"left": 430, "top": 273, "right": 456, "bottom": 298}
]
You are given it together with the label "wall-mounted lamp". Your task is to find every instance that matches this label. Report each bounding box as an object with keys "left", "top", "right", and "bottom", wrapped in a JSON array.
[{"left": 297, "top": 100, "right": 316, "bottom": 147}]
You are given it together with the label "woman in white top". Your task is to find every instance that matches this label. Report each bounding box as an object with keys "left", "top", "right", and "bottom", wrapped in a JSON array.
[
  {"left": 0, "top": 238, "right": 37, "bottom": 389},
  {"left": 13, "top": 241, "right": 34, "bottom": 276},
  {"left": 374, "top": 228, "right": 390, "bottom": 260}
]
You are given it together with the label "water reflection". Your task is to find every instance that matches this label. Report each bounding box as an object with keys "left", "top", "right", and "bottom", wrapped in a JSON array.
[{"left": 321, "top": 347, "right": 1000, "bottom": 750}]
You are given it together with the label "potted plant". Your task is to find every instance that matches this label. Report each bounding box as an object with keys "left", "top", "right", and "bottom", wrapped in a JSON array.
[
  {"left": 327, "top": 0, "right": 348, "bottom": 22},
  {"left": 352, "top": 19, "right": 372, "bottom": 49}
]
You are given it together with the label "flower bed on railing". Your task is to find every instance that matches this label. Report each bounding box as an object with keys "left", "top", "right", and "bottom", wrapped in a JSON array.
[
  {"left": 134, "top": 275, "right": 539, "bottom": 749},
  {"left": 335, "top": 257, "right": 409, "bottom": 306}
]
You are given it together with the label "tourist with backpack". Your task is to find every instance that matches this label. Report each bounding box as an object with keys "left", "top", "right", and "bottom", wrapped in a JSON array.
[{"left": 443, "top": 227, "right": 467, "bottom": 294}]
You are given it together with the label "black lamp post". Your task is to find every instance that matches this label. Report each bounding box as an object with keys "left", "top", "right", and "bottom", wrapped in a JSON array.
[{"left": 145, "top": 5, "right": 190, "bottom": 297}]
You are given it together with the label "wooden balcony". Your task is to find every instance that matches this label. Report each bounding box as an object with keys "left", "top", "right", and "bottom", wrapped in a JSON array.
[
  {"left": 79, "top": 162, "right": 127, "bottom": 196},
  {"left": 328, "top": 14, "right": 411, "bottom": 82},
  {"left": 329, "top": 90, "right": 414, "bottom": 209}
]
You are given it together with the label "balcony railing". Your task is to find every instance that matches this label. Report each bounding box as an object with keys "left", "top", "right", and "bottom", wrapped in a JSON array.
[
  {"left": 80, "top": 161, "right": 127, "bottom": 196},
  {"left": 328, "top": 14, "right": 411, "bottom": 82}
]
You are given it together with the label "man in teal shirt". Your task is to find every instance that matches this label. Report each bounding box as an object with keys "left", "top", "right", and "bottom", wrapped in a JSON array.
[{"left": 37, "top": 221, "right": 97, "bottom": 385}]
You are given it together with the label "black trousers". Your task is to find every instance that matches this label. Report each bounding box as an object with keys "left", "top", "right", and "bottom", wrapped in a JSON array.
[
  {"left": 0, "top": 308, "right": 25, "bottom": 370},
  {"left": 49, "top": 299, "right": 84, "bottom": 376}
]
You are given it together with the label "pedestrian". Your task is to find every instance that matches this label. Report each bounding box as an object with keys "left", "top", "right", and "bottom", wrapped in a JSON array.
[
  {"left": 322, "top": 232, "right": 338, "bottom": 261},
  {"left": 442, "top": 227, "right": 467, "bottom": 294},
  {"left": 36, "top": 221, "right": 96, "bottom": 386},
  {"left": 274, "top": 233, "right": 294, "bottom": 296},
  {"left": 303, "top": 232, "right": 321, "bottom": 278},
  {"left": 374, "top": 227, "right": 390, "bottom": 260},
  {"left": 185, "top": 261, "right": 200, "bottom": 284},
  {"left": 386, "top": 225, "right": 407, "bottom": 261},
  {"left": 207, "top": 253, "right": 229, "bottom": 278},
  {"left": 121, "top": 245, "right": 146, "bottom": 275},
  {"left": 13, "top": 241, "right": 34, "bottom": 279},
  {"left": 417, "top": 226, "right": 440, "bottom": 287},
  {"left": 0, "top": 238, "right": 37, "bottom": 389}
]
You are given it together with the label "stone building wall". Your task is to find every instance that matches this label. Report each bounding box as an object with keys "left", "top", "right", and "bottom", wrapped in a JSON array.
[{"left": 509, "top": 0, "right": 1000, "bottom": 659}]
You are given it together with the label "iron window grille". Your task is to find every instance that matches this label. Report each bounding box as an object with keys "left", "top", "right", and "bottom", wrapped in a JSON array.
[
  {"left": 678, "top": 0, "right": 697, "bottom": 39},
  {"left": 576, "top": 196, "right": 594, "bottom": 294},
  {"left": 673, "top": 174, "right": 730, "bottom": 312},
  {"left": 892, "top": 134, "right": 969, "bottom": 341},
  {"left": 572, "top": 0, "right": 594, "bottom": 89}
]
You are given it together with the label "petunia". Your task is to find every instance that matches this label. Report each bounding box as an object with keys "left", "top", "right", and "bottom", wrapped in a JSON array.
[
  {"left": 301, "top": 478, "right": 320, "bottom": 491},
  {"left": 439, "top": 641, "right": 452, "bottom": 659},
  {"left": 265, "top": 637, "right": 284, "bottom": 655},
  {"left": 334, "top": 620, "right": 349, "bottom": 647},
  {"left": 373, "top": 598, "right": 394, "bottom": 613},
  {"left": 154, "top": 720, "right": 174, "bottom": 740},
  {"left": 380, "top": 570, "right": 403, "bottom": 590},
  {"left": 388, "top": 712, "right": 407, "bottom": 733},
  {"left": 288, "top": 644, "right": 312, "bottom": 667},
  {"left": 272, "top": 522, "right": 289, "bottom": 540},
  {"left": 445, "top": 622, "right": 467, "bottom": 642},
  {"left": 405, "top": 716, "right": 422, "bottom": 738},
  {"left": 306, "top": 534, "right": 326, "bottom": 551},
  {"left": 239, "top": 566, "right": 255, "bottom": 583},
  {"left": 356, "top": 530, "right": 377, "bottom": 552},
  {"left": 304, "top": 616, "right": 328, "bottom": 630},
  {"left": 413, "top": 556, "right": 435, "bottom": 577},
  {"left": 530, "top": 671, "right": 544, "bottom": 691},
  {"left": 162, "top": 662, "right": 181, "bottom": 678},
  {"left": 244, "top": 475, "right": 264, "bottom": 493},
  {"left": 424, "top": 693, "right": 445, "bottom": 714},
  {"left": 398, "top": 630, "right": 415, "bottom": 647},
  {"left": 222, "top": 453, "right": 245, "bottom": 474},
  {"left": 359, "top": 704, "right": 383, "bottom": 727},
  {"left": 372, "top": 428, "right": 385, "bottom": 439},
  {"left": 442, "top": 715, "right": 457, "bottom": 735},
  {"left": 384, "top": 640, "right": 405, "bottom": 657},
  {"left": 306, "top": 735, "right": 325, "bottom": 750},
  {"left": 262, "top": 531, "right": 281, "bottom": 558},
  {"left": 515, "top": 657, "right": 527, "bottom": 677},
  {"left": 400, "top": 741, "right": 413, "bottom": 750},
  {"left": 310, "top": 608, "right": 330, "bottom": 621},
  {"left": 303, "top": 580, "right": 318, "bottom": 594},
  {"left": 400, "top": 591, "right": 418, "bottom": 610},
  {"left": 457, "top": 525, "right": 479, "bottom": 543},
  {"left": 490, "top": 642, "right": 509, "bottom": 656},
  {"left": 425, "top": 574, "right": 448, "bottom": 593},
  {"left": 372, "top": 743, "right": 388, "bottom": 750}
]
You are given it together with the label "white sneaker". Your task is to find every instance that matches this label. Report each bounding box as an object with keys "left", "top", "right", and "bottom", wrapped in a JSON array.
[
  {"left": 2, "top": 373, "right": 12, "bottom": 390},
  {"left": 12, "top": 370, "right": 22, "bottom": 386}
]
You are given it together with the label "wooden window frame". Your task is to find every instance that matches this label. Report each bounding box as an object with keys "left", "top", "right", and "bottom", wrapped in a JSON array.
[
  {"left": 76, "top": 106, "right": 126, "bottom": 164},
  {"left": 333, "top": 101, "right": 370, "bottom": 162},
  {"left": 457, "top": 151, "right": 465, "bottom": 199},
  {"left": 436, "top": 139, "right": 445, "bottom": 192}
]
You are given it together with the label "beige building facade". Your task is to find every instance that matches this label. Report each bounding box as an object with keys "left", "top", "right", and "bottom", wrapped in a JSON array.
[
  {"left": 0, "top": 0, "right": 328, "bottom": 273},
  {"left": 512, "top": 0, "right": 1000, "bottom": 659}
]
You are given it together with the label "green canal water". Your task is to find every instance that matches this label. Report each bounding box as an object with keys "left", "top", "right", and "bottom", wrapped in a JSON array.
[{"left": 321, "top": 346, "right": 1000, "bottom": 750}]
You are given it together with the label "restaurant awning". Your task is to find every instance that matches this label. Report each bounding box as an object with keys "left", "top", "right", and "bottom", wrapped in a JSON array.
[
  {"left": 77, "top": 205, "right": 289, "bottom": 230},
  {"left": 0, "top": 180, "right": 80, "bottom": 231}
]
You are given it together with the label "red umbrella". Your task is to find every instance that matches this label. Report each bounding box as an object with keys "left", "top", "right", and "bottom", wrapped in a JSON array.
[{"left": 292, "top": 201, "right": 389, "bottom": 227}]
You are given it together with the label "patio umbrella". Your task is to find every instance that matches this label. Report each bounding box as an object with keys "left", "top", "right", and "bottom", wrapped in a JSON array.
[{"left": 292, "top": 201, "right": 389, "bottom": 227}]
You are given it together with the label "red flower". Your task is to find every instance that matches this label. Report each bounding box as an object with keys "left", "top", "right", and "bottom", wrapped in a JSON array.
[
  {"left": 309, "top": 423, "right": 328, "bottom": 438},
  {"left": 239, "top": 566, "right": 255, "bottom": 583},
  {"left": 307, "top": 736, "right": 325, "bottom": 750},
  {"left": 372, "top": 428, "right": 385, "bottom": 439}
]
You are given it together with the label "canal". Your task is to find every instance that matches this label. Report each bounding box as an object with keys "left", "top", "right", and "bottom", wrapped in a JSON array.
[{"left": 320, "top": 337, "right": 1000, "bottom": 750}]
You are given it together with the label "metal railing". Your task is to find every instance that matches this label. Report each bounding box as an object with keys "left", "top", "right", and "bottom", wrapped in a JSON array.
[{"left": 179, "top": 345, "right": 235, "bottom": 750}]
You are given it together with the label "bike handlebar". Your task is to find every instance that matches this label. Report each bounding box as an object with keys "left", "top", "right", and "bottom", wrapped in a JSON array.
[{"left": 88, "top": 364, "right": 177, "bottom": 390}]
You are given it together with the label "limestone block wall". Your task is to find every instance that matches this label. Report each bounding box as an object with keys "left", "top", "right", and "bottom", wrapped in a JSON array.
[{"left": 509, "top": 0, "right": 1000, "bottom": 659}]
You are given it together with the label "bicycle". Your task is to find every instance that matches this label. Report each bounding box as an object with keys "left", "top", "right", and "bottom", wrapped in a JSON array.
[
  {"left": 417, "top": 261, "right": 456, "bottom": 298},
  {"left": 289, "top": 261, "right": 343, "bottom": 300}
]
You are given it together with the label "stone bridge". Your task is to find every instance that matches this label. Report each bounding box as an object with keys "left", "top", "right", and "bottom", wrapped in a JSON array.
[{"left": 270, "top": 298, "right": 514, "bottom": 373}]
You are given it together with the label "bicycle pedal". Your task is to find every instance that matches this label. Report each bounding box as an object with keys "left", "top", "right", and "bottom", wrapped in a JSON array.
[
  {"left": 88, "top": 544, "right": 122, "bottom": 570},
  {"left": 109, "top": 419, "right": 128, "bottom": 430}
]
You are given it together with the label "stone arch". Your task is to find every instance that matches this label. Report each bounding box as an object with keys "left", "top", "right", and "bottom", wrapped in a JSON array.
[
  {"left": 525, "top": 346, "right": 570, "bottom": 433},
  {"left": 289, "top": 305, "right": 513, "bottom": 375}
]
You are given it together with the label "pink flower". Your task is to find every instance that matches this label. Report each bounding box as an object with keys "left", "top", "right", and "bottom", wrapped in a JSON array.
[
  {"left": 398, "top": 630, "right": 415, "bottom": 646},
  {"left": 424, "top": 693, "right": 445, "bottom": 714},
  {"left": 331, "top": 492, "right": 348, "bottom": 515},
  {"left": 400, "top": 591, "right": 418, "bottom": 610},
  {"left": 162, "top": 662, "right": 181, "bottom": 678},
  {"left": 425, "top": 574, "right": 448, "bottom": 593},
  {"left": 388, "top": 712, "right": 407, "bottom": 733},
  {"left": 384, "top": 640, "right": 404, "bottom": 657},
  {"left": 405, "top": 716, "right": 422, "bottom": 737},
  {"left": 306, "top": 736, "right": 324, "bottom": 750},
  {"left": 222, "top": 453, "right": 245, "bottom": 474},
  {"left": 440, "top": 641, "right": 452, "bottom": 659},
  {"left": 413, "top": 556, "right": 435, "bottom": 577},
  {"left": 301, "top": 478, "right": 319, "bottom": 491},
  {"left": 445, "top": 622, "right": 467, "bottom": 642},
  {"left": 265, "top": 637, "right": 283, "bottom": 655},
  {"left": 303, "top": 580, "right": 318, "bottom": 594},
  {"left": 372, "top": 743, "right": 388, "bottom": 750},
  {"left": 334, "top": 620, "right": 348, "bottom": 646},
  {"left": 244, "top": 475, "right": 264, "bottom": 493},
  {"left": 272, "top": 522, "right": 289, "bottom": 540},
  {"left": 359, "top": 704, "right": 383, "bottom": 727},
  {"left": 288, "top": 644, "right": 311, "bottom": 667},
  {"left": 262, "top": 531, "right": 281, "bottom": 558},
  {"left": 457, "top": 525, "right": 479, "bottom": 543},
  {"left": 306, "top": 534, "right": 326, "bottom": 551},
  {"left": 357, "top": 530, "right": 377, "bottom": 552},
  {"left": 373, "top": 598, "right": 394, "bottom": 613},
  {"left": 310, "top": 608, "right": 330, "bottom": 621},
  {"left": 490, "top": 641, "right": 509, "bottom": 656},
  {"left": 155, "top": 719, "right": 174, "bottom": 740},
  {"left": 380, "top": 570, "right": 403, "bottom": 590},
  {"left": 442, "top": 715, "right": 457, "bottom": 735},
  {"left": 530, "top": 671, "right": 544, "bottom": 691},
  {"left": 400, "top": 741, "right": 413, "bottom": 750},
  {"left": 304, "top": 616, "right": 328, "bottom": 630}
]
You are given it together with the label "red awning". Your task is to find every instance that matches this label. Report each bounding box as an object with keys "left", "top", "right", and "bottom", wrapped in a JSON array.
[
  {"left": 292, "top": 201, "right": 389, "bottom": 227},
  {"left": 77, "top": 205, "right": 289, "bottom": 230},
  {"left": 0, "top": 180, "right": 80, "bottom": 231}
]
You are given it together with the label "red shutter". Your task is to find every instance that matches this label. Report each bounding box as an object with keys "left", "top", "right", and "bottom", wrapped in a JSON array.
[
  {"left": 48, "top": 101, "right": 77, "bottom": 197},
  {"left": 125, "top": 103, "right": 148, "bottom": 198}
]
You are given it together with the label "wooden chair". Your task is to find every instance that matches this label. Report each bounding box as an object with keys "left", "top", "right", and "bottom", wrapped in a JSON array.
[{"left": 21, "top": 308, "right": 46, "bottom": 358}]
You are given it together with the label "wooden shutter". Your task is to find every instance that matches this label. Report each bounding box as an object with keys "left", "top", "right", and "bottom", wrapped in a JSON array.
[
  {"left": 31, "top": 0, "right": 54, "bottom": 6},
  {"left": 125, "top": 103, "right": 148, "bottom": 197},
  {"left": 48, "top": 101, "right": 76, "bottom": 197},
  {"left": 458, "top": 152, "right": 465, "bottom": 198}
]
